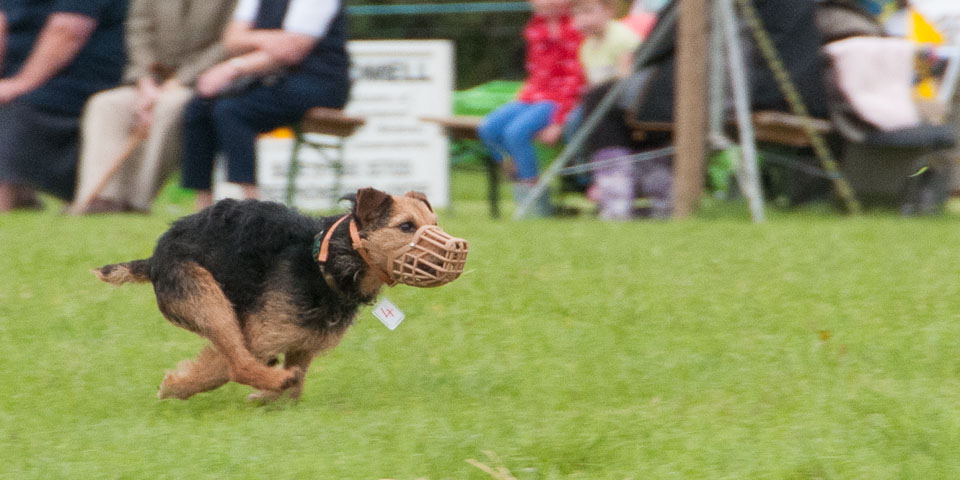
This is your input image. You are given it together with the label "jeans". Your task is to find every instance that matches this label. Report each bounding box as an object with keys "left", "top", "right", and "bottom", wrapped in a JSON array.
[{"left": 477, "top": 100, "right": 557, "bottom": 181}]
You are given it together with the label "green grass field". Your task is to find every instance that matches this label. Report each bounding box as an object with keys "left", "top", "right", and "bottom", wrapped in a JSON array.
[{"left": 4, "top": 173, "right": 960, "bottom": 478}]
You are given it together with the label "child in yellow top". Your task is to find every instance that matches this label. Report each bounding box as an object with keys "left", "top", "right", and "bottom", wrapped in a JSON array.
[
  {"left": 565, "top": 0, "right": 642, "bottom": 141},
  {"left": 572, "top": 0, "right": 642, "bottom": 86}
]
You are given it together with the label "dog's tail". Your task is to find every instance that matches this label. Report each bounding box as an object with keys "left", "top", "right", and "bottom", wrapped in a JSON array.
[{"left": 93, "top": 259, "right": 151, "bottom": 286}]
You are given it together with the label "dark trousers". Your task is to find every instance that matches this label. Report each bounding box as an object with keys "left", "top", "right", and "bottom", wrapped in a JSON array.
[
  {"left": 0, "top": 101, "right": 80, "bottom": 200},
  {"left": 181, "top": 73, "right": 349, "bottom": 190}
]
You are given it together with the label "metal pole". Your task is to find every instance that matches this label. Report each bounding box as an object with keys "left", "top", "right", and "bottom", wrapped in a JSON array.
[
  {"left": 719, "top": 0, "right": 765, "bottom": 222},
  {"left": 557, "top": 146, "right": 676, "bottom": 176},
  {"left": 735, "top": 0, "right": 860, "bottom": 214},
  {"left": 348, "top": 2, "right": 530, "bottom": 15}
]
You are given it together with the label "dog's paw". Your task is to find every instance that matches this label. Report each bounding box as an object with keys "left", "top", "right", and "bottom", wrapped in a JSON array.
[
  {"left": 157, "top": 375, "right": 188, "bottom": 400},
  {"left": 157, "top": 369, "right": 203, "bottom": 400},
  {"left": 280, "top": 367, "right": 305, "bottom": 391},
  {"left": 248, "top": 375, "right": 304, "bottom": 405}
]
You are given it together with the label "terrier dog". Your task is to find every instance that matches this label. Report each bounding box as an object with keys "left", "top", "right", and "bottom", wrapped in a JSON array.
[{"left": 94, "top": 188, "right": 467, "bottom": 401}]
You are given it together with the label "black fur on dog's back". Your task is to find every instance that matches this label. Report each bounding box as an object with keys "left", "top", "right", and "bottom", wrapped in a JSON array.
[{"left": 129, "top": 199, "right": 376, "bottom": 331}]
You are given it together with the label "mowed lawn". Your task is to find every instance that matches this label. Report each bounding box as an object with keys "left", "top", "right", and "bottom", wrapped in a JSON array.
[{"left": 4, "top": 175, "right": 960, "bottom": 478}]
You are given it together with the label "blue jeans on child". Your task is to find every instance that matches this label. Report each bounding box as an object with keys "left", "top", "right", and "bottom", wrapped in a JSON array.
[{"left": 477, "top": 100, "right": 557, "bottom": 181}]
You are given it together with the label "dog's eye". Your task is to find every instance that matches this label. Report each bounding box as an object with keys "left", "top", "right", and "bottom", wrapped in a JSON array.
[{"left": 398, "top": 222, "right": 416, "bottom": 233}]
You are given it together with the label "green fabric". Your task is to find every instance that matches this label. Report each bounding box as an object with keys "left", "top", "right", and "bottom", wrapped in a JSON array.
[{"left": 454, "top": 80, "right": 523, "bottom": 116}]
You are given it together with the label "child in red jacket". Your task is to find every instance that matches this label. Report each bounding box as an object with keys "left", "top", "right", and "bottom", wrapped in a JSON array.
[{"left": 477, "top": 0, "right": 585, "bottom": 216}]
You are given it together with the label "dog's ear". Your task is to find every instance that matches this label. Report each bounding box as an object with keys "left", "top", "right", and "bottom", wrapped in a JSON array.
[
  {"left": 354, "top": 187, "right": 394, "bottom": 229},
  {"left": 404, "top": 191, "right": 433, "bottom": 212},
  {"left": 338, "top": 192, "right": 358, "bottom": 211}
]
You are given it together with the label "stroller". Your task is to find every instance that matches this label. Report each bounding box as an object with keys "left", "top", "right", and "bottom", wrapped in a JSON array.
[{"left": 817, "top": 1, "right": 958, "bottom": 214}]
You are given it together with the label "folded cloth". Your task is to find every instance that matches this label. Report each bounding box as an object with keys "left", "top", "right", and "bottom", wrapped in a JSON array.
[{"left": 825, "top": 36, "right": 920, "bottom": 132}]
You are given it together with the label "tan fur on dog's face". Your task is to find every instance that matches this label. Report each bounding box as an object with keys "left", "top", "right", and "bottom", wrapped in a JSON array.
[{"left": 353, "top": 188, "right": 439, "bottom": 288}]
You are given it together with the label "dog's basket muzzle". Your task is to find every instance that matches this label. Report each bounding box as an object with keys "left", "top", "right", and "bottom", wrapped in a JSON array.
[{"left": 389, "top": 225, "right": 468, "bottom": 287}]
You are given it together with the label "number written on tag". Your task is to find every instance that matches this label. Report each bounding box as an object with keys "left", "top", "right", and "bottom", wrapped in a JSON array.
[{"left": 372, "top": 297, "right": 405, "bottom": 330}]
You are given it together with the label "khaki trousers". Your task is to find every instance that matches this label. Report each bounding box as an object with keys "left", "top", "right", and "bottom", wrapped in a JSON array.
[{"left": 76, "top": 86, "right": 193, "bottom": 211}]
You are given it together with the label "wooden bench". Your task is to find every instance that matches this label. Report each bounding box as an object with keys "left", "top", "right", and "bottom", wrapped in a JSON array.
[
  {"left": 423, "top": 111, "right": 833, "bottom": 217},
  {"left": 748, "top": 111, "right": 833, "bottom": 147},
  {"left": 625, "top": 111, "right": 837, "bottom": 206},
  {"left": 627, "top": 111, "right": 833, "bottom": 147},
  {"left": 421, "top": 115, "right": 502, "bottom": 217},
  {"left": 286, "top": 107, "right": 366, "bottom": 206}
]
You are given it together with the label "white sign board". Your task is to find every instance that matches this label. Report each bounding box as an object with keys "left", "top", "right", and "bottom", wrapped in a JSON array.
[{"left": 215, "top": 40, "right": 454, "bottom": 209}]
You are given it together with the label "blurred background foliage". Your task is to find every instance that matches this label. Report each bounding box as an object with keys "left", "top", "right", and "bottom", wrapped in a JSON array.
[{"left": 347, "top": 0, "right": 531, "bottom": 89}]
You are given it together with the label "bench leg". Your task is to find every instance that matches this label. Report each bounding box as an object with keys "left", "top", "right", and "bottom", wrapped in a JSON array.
[
  {"left": 485, "top": 154, "right": 500, "bottom": 219},
  {"left": 332, "top": 140, "right": 345, "bottom": 207},
  {"left": 287, "top": 126, "right": 304, "bottom": 207}
]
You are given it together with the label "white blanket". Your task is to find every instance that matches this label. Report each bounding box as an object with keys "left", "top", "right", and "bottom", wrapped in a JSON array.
[{"left": 824, "top": 37, "right": 921, "bottom": 131}]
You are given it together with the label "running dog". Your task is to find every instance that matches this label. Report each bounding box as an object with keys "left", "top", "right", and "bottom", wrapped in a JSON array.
[{"left": 94, "top": 187, "right": 467, "bottom": 402}]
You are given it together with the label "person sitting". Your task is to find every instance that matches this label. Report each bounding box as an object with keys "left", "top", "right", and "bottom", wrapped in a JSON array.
[
  {"left": 0, "top": 0, "right": 127, "bottom": 213},
  {"left": 566, "top": 0, "right": 641, "bottom": 138},
  {"left": 179, "top": 0, "right": 351, "bottom": 211},
  {"left": 71, "top": 0, "right": 237, "bottom": 214},
  {"left": 567, "top": 0, "right": 643, "bottom": 218},
  {"left": 477, "top": 0, "right": 585, "bottom": 217},
  {"left": 579, "top": 0, "right": 830, "bottom": 218}
]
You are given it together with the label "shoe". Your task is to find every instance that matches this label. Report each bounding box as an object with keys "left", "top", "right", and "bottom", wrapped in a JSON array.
[
  {"left": 1, "top": 185, "right": 43, "bottom": 212},
  {"left": 12, "top": 197, "right": 43, "bottom": 211},
  {"left": 512, "top": 183, "right": 554, "bottom": 218},
  {"left": 75, "top": 197, "right": 130, "bottom": 214}
]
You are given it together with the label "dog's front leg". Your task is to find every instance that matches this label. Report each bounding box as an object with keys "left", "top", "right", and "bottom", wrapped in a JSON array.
[{"left": 247, "top": 350, "right": 315, "bottom": 403}]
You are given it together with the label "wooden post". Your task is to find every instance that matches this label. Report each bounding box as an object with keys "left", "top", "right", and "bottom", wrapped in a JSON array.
[{"left": 672, "top": 0, "right": 710, "bottom": 218}]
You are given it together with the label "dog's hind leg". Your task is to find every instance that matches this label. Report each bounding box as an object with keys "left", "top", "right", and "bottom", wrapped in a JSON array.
[
  {"left": 156, "top": 263, "right": 302, "bottom": 393},
  {"left": 157, "top": 345, "right": 230, "bottom": 400}
]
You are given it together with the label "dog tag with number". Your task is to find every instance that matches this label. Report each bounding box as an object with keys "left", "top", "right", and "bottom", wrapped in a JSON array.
[{"left": 372, "top": 298, "right": 405, "bottom": 330}]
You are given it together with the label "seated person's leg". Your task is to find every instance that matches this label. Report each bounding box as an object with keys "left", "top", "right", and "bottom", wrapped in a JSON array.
[
  {"left": 0, "top": 184, "right": 23, "bottom": 212},
  {"left": 591, "top": 146, "right": 636, "bottom": 220},
  {"left": 128, "top": 86, "right": 194, "bottom": 212},
  {"left": 215, "top": 98, "right": 260, "bottom": 199},
  {"left": 497, "top": 101, "right": 557, "bottom": 216},
  {"left": 478, "top": 101, "right": 528, "bottom": 162},
  {"left": 74, "top": 86, "right": 140, "bottom": 213},
  {"left": 0, "top": 101, "right": 83, "bottom": 212},
  {"left": 180, "top": 96, "right": 220, "bottom": 209},
  {"left": 501, "top": 101, "right": 557, "bottom": 181},
  {"left": 208, "top": 78, "right": 348, "bottom": 200}
]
